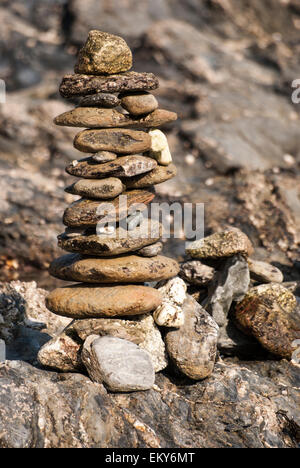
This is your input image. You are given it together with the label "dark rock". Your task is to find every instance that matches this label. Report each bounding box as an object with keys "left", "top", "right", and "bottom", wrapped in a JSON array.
[{"left": 80, "top": 93, "right": 121, "bottom": 108}]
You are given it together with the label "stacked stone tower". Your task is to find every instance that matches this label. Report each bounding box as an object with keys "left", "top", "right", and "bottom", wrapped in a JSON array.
[{"left": 45, "top": 31, "right": 180, "bottom": 386}]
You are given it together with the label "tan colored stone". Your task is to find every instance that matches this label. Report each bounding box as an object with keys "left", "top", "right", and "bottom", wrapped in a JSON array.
[
  {"left": 65, "top": 178, "right": 125, "bottom": 199},
  {"left": 235, "top": 283, "right": 300, "bottom": 359},
  {"left": 55, "top": 108, "right": 177, "bottom": 128},
  {"left": 74, "top": 128, "right": 152, "bottom": 154},
  {"left": 120, "top": 91, "right": 158, "bottom": 115},
  {"left": 50, "top": 253, "right": 179, "bottom": 283},
  {"left": 66, "top": 155, "right": 157, "bottom": 179},
  {"left": 37, "top": 333, "right": 82, "bottom": 372},
  {"left": 63, "top": 190, "right": 154, "bottom": 228},
  {"left": 186, "top": 228, "right": 253, "bottom": 259},
  {"left": 248, "top": 259, "right": 283, "bottom": 284},
  {"left": 74, "top": 30, "right": 132, "bottom": 75},
  {"left": 46, "top": 284, "right": 163, "bottom": 319}
]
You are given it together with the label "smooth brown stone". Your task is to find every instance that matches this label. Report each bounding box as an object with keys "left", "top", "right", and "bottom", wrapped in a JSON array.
[
  {"left": 55, "top": 108, "right": 177, "bottom": 129},
  {"left": 58, "top": 219, "right": 162, "bottom": 256},
  {"left": 66, "top": 155, "right": 157, "bottom": 179},
  {"left": 91, "top": 151, "right": 117, "bottom": 163},
  {"left": 74, "top": 128, "right": 151, "bottom": 154},
  {"left": 59, "top": 72, "right": 159, "bottom": 98},
  {"left": 46, "top": 284, "right": 163, "bottom": 319},
  {"left": 74, "top": 30, "right": 132, "bottom": 75},
  {"left": 80, "top": 93, "right": 120, "bottom": 108},
  {"left": 120, "top": 91, "right": 158, "bottom": 116},
  {"left": 50, "top": 253, "right": 179, "bottom": 283},
  {"left": 65, "top": 178, "right": 125, "bottom": 200},
  {"left": 123, "top": 163, "right": 177, "bottom": 188},
  {"left": 63, "top": 190, "right": 155, "bottom": 227}
]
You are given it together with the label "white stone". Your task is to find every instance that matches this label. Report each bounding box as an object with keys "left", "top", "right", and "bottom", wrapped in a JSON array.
[
  {"left": 148, "top": 129, "right": 172, "bottom": 166},
  {"left": 153, "top": 277, "right": 187, "bottom": 328}
]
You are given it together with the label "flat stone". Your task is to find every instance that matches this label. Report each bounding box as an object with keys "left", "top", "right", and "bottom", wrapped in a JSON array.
[
  {"left": 235, "top": 283, "right": 300, "bottom": 359},
  {"left": 66, "top": 155, "right": 157, "bottom": 179},
  {"left": 180, "top": 260, "right": 215, "bottom": 286},
  {"left": 248, "top": 259, "right": 284, "bottom": 283},
  {"left": 74, "top": 30, "right": 132, "bottom": 75},
  {"left": 59, "top": 72, "right": 159, "bottom": 98},
  {"left": 165, "top": 295, "right": 219, "bottom": 380},
  {"left": 55, "top": 108, "right": 177, "bottom": 128},
  {"left": 46, "top": 284, "right": 163, "bottom": 319},
  {"left": 91, "top": 151, "right": 117, "bottom": 163},
  {"left": 50, "top": 253, "right": 179, "bottom": 283},
  {"left": 123, "top": 163, "right": 177, "bottom": 189},
  {"left": 58, "top": 219, "right": 162, "bottom": 256},
  {"left": 63, "top": 190, "right": 154, "bottom": 228},
  {"left": 148, "top": 129, "right": 172, "bottom": 165},
  {"left": 186, "top": 228, "right": 253, "bottom": 259},
  {"left": 65, "top": 178, "right": 125, "bottom": 199},
  {"left": 206, "top": 255, "right": 250, "bottom": 327},
  {"left": 82, "top": 336, "right": 155, "bottom": 392},
  {"left": 74, "top": 128, "right": 152, "bottom": 154},
  {"left": 120, "top": 91, "right": 158, "bottom": 115},
  {"left": 80, "top": 93, "right": 120, "bottom": 108},
  {"left": 153, "top": 277, "right": 187, "bottom": 328},
  {"left": 137, "top": 241, "right": 163, "bottom": 257},
  {"left": 71, "top": 314, "right": 167, "bottom": 372}
]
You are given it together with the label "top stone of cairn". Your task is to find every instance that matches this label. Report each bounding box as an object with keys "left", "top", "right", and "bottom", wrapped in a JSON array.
[{"left": 74, "top": 30, "right": 133, "bottom": 75}]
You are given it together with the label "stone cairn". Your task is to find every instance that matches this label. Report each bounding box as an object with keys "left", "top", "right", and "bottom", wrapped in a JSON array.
[{"left": 42, "top": 30, "right": 182, "bottom": 391}]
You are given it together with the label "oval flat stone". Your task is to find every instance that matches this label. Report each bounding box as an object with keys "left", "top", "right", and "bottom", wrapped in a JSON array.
[
  {"left": 65, "top": 178, "right": 125, "bottom": 200},
  {"left": 55, "top": 108, "right": 177, "bottom": 128},
  {"left": 74, "top": 30, "right": 132, "bottom": 75},
  {"left": 46, "top": 284, "right": 163, "bottom": 319},
  {"left": 74, "top": 128, "right": 152, "bottom": 154},
  {"left": 58, "top": 219, "right": 162, "bottom": 256},
  {"left": 123, "top": 163, "right": 177, "bottom": 188},
  {"left": 82, "top": 336, "right": 155, "bottom": 392},
  {"left": 59, "top": 72, "right": 159, "bottom": 98},
  {"left": 66, "top": 155, "right": 157, "bottom": 179},
  {"left": 120, "top": 91, "right": 158, "bottom": 116},
  {"left": 80, "top": 93, "right": 120, "bottom": 108},
  {"left": 50, "top": 253, "right": 179, "bottom": 283},
  {"left": 63, "top": 190, "right": 155, "bottom": 228}
]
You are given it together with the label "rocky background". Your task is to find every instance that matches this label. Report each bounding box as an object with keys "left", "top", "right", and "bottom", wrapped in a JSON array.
[{"left": 0, "top": 0, "right": 300, "bottom": 448}]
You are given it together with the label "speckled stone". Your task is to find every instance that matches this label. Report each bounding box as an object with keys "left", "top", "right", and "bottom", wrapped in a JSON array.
[
  {"left": 65, "top": 178, "right": 124, "bottom": 199},
  {"left": 80, "top": 93, "right": 120, "bottom": 108},
  {"left": 91, "top": 151, "right": 117, "bottom": 163},
  {"left": 74, "top": 30, "right": 132, "bottom": 75},
  {"left": 186, "top": 228, "right": 253, "bottom": 259},
  {"left": 137, "top": 241, "right": 163, "bottom": 257},
  {"left": 235, "top": 283, "right": 300, "bottom": 359}
]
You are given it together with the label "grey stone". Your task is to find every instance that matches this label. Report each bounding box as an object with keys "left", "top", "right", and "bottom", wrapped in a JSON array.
[
  {"left": 180, "top": 260, "right": 215, "bottom": 286},
  {"left": 206, "top": 255, "right": 250, "bottom": 327},
  {"left": 83, "top": 336, "right": 155, "bottom": 392},
  {"left": 248, "top": 259, "right": 284, "bottom": 284},
  {"left": 137, "top": 241, "right": 163, "bottom": 257},
  {"left": 80, "top": 93, "right": 120, "bottom": 108}
]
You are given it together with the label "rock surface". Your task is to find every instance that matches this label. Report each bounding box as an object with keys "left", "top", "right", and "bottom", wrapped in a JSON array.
[
  {"left": 63, "top": 190, "right": 155, "bottom": 227},
  {"left": 60, "top": 72, "right": 159, "bottom": 97},
  {"left": 58, "top": 219, "right": 162, "bottom": 256},
  {"left": 206, "top": 255, "right": 250, "bottom": 327},
  {"left": 74, "top": 30, "right": 132, "bottom": 75},
  {"left": 82, "top": 336, "right": 155, "bottom": 392},
  {"left": 37, "top": 333, "right": 82, "bottom": 372},
  {"left": 50, "top": 253, "right": 179, "bottom": 283},
  {"left": 66, "top": 155, "right": 157, "bottom": 178},
  {"left": 55, "top": 108, "right": 177, "bottom": 128},
  {"left": 235, "top": 283, "right": 300, "bottom": 359},
  {"left": 46, "top": 284, "right": 162, "bottom": 319},
  {"left": 65, "top": 177, "right": 125, "bottom": 199},
  {"left": 74, "top": 128, "right": 152, "bottom": 154},
  {"left": 165, "top": 295, "right": 219, "bottom": 380},
  {"left": 187, "top": 229, "right": 253, "bottom": 259}
]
